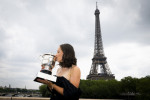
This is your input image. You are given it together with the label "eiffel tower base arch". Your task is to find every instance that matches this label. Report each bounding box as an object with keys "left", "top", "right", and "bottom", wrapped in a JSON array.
[{"left": 87, "top": 74, "right": 115, "bottom": 80}]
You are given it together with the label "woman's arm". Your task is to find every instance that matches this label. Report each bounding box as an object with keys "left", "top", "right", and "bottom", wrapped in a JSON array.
[
  {"left": 37, "top": 79, "right": 64, "bottom": 95},
  {"left": 54, "top": 66, "right": 81, "bottom": 95},
  {"left": 53, "top": 84, "right": 63, "bottom": 95},
  {"left": 69, "top": 66, "right": 81, "bottom": 88},
  {"left": 53, "top": 66, "right": 81, "bottom": 96},
  {"left": 54, "top": 66, "right": 81, "bottom": 94},
  {"left": 37, "top": 66, "right": 81, "bottom": 95}
]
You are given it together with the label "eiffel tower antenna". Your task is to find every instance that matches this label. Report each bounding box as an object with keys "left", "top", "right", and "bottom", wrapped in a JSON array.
[
  {"left": 96, "top": 2, "right": 98, "bottom": 9},
  {"left": 87, "top": 2, "right": 115, "bottom": 80}
]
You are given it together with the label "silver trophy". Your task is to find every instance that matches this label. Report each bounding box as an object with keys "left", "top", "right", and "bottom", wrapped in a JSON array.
[
  {"left": 34, "top": 53, "right": 56, "bottom": 83},
  {"left": 40, "top": 53, "right": 55, "bottom": 75}
]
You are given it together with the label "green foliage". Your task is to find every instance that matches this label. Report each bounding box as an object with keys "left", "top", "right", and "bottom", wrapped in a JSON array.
[
  {"left": 39, "top": 84, "right": 51, "bottom": 97},
  {"left": 136, "top": 76, "right": 150, "bottom": 99},
  {"left": 120, "top": 76, "right": 138, "bottom": 93},
  {"left": 39, "top": 75, "right": 150, "bottom": 99},
  {"left": 79, "top": 79, "right": 121, "bottom": 99}
]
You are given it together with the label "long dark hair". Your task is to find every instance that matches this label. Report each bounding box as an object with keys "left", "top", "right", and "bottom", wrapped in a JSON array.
[{"left": 59, "top": 43, "right": 77, "bottom": 68}]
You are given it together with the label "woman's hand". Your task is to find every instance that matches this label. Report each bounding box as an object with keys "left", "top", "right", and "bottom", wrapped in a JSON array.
[
  {"left": 37, "top": 79, "right": 54, "bottom": 91},
  {"left": 52, "top": 56, "right": 57, "bottom": 65},
  {"left": 54, "top": 56, "right": 57, "bottom": 61}
]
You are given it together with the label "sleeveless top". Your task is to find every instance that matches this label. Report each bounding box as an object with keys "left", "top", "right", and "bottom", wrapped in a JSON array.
[{"left": 49, "top": 66, "right": 81, "bottom": 100}]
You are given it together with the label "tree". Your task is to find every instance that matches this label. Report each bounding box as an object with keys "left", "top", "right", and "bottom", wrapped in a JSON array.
[
  {"left": 136, "top": 76, "right": 150, "bottom": 99},
  {"left": 121, "top": 76, "right": 138, "bottom": 93},
  {"left": 79, "top": 79, "right": 121, "bottom": 99},
  {"left": 39, "top": 84, "right": 51, "bottom": 97}
]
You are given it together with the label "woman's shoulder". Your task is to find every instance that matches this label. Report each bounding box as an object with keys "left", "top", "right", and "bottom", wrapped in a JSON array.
[
  {"left": 72, "top": 65, "right": 80, "bottom": 71},
  {"left": 71, "top": 65, "right": 81, "bottom": 75},
  {"left": 70, "top": 65, "right": 81, "bottom": 88}
]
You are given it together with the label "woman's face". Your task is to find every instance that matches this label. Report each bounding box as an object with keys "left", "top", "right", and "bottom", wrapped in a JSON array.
[{"left": 56, "top": 46, "right": 63, "bottom": 62}]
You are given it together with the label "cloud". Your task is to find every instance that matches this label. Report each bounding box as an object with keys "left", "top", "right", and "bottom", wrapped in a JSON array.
[
  {"left": 100, "top": 0, "right": 150, "bottom": 45},
  {"left": 0, "top": 0, "right": 150, "bottom": 89},
  {"left": 105, "top": 42, "right": 150, "bottom": 80}
]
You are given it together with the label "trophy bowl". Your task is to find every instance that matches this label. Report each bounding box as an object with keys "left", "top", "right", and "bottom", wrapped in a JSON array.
[
  {"left": 40, "top": 53, "right": 55, "bottom": 75},
  {"left": 34, "top": 53, "right": 57, "bottom": 83}
]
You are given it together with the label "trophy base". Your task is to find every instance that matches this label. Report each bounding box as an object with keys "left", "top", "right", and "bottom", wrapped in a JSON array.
[
  {"left": 40, "top": 69, "right": 52, "bottom": 75},
  {"left": 34, "top": 72, "right": 57, "bottom": 83}
]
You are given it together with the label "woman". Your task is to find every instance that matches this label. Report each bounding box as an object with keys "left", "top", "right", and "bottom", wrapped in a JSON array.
[{"left": 38, "top": 43, "right": 81, "bottom": 100}]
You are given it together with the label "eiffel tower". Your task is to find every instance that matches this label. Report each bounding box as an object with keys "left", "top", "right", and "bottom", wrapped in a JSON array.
[{"left": 87, "top": 3, "right": 115, "bottom": 80}]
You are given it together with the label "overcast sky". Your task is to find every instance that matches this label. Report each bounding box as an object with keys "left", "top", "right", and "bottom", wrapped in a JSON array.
[{"left": 0, "top": 0, "right": 150, "bottom": 89}]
